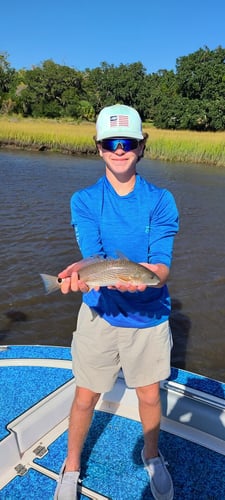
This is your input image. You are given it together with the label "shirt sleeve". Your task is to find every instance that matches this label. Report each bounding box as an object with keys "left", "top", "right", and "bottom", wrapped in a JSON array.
[
  {"left": 149, "top": 189, "right": 179, "bottom": 267},
  {"left": 71, "top": 191, "right": 105, "bottom": 258}
]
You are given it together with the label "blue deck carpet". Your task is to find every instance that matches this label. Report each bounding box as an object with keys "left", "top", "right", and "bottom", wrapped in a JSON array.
[
  {"left": 36, "top": 411, "right": 225, "bottom": 500},
  {"left": 1, "top": 346, "right": 224, "bottom": 499},
  {"left": 0, "top": 366, "right": 73, "bottom": 439}
]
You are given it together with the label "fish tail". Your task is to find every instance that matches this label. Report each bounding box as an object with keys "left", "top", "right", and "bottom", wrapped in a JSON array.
[{"left": 40, "top": 274, "right": 61, "bottom": 294}]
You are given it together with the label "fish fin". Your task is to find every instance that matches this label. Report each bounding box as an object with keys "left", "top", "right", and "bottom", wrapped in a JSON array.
[
  {"left": 115, "top": 250, "right": 129, "bottom": 260},
  {"left": 117, "top": 275, "right": 132, "bottom": 283},
  {"left": 72, "top": 256, "right": 103, "bottom": 271},
  {"left": 40, "top": 274, "right": 61, "bottom": 294}
]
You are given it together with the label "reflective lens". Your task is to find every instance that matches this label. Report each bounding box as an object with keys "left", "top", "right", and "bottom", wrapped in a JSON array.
[{"left": 101, "top": 138, "right": 140, "bottom": 152}]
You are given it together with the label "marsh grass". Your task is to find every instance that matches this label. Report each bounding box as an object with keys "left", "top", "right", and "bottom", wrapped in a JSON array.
[
  {"left": 0, "top": 118, "right": 96, "bottom": 154},
  {"left": 0, "top": 117, "right": 225, "bottom": 166},
  {"left": 145, "top": 127, "right": 225, "bottom": 166}
]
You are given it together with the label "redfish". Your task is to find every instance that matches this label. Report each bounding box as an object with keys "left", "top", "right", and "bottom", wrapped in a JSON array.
[{"left": 40, "top": 256, "right": 160, "bottom": 294}]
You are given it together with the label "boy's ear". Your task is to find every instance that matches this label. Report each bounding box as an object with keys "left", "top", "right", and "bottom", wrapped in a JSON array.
[{"left": 93, "top": 135, "right": 102, "bottom": 156}]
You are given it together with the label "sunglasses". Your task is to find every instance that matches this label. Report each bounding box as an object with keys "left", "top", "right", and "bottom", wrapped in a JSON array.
[{"left": 100, "top": 138, "right": 140, "bottom": 152}]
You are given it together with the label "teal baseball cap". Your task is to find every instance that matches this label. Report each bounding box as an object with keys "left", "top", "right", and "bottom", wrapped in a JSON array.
[{"left": 96, "top": 104, "right": 144, "bottom": 141}]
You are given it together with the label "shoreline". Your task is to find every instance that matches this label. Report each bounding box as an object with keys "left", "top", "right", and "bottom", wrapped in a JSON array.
[
  {"left": 1, "top": 118, "right": 225, "bottom": 166},
  {"left": 0, "top": 140, "right": 97, "bottom": 156}
]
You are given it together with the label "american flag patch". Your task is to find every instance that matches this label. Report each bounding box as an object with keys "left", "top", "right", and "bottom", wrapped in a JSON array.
[{"left": 110, "top": 115, "right": 129, "bottom": 127}]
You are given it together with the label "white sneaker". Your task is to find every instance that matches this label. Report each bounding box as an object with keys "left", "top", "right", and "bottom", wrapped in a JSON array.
[
  {"left": 54, "top": 459, "right": 80, "bottom": 500},
  {"left": 141, "top": 449, "right": 174, "bottom": 500}
]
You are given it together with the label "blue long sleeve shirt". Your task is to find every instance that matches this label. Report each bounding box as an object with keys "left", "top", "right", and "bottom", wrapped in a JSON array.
[{"left": 71, "top": 174, "right": 179, "bottom": 328}]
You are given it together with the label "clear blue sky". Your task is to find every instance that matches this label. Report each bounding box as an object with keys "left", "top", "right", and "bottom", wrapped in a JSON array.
[{"left": 1, "top": 0, "right": 225, "bottom": 74}]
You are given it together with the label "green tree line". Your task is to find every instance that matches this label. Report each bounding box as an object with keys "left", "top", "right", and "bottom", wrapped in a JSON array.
[{"left": 1, "top": 46, "right": 225, "bottom": 131}]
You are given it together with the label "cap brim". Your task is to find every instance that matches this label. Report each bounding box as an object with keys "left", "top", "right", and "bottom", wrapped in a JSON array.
[{"left": 97, "top": 130, "right": 144, "bottom": 140}]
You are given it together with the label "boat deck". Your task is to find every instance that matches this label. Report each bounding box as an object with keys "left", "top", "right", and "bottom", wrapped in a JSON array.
[{"left": 0, "top": 345, "right": 225, "bottom": 499}]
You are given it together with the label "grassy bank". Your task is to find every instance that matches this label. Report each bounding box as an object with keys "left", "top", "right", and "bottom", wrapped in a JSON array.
[{"left": 0, "top": 117, "right": 225, "bottom": 166}]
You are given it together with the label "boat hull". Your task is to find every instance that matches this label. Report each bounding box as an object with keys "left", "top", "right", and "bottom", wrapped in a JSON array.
[{"left": 0, "top": 345, "right": 224, "bottom": 499}]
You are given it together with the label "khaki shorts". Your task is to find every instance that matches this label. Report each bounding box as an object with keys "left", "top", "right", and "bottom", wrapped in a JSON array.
[{"left": 71, "top": 303, "right": 173, "bottom": 393}]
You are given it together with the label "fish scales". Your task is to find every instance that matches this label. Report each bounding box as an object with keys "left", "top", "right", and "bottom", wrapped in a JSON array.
[
  {"left": 40, "top": 257, "right": 160, "bottom": 294},
  {"left": 78, "top": 259, "right": 151, "bottom": 286}
]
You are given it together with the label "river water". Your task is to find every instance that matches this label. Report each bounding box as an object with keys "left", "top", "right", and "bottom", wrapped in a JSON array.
[{"left": 0, "top": 150, "right": 224, "bottom": 382}]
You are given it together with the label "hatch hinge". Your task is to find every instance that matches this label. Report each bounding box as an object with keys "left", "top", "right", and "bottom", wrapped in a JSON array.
[
  {"left": 33, "top": 445, "right": 48, "bottom": 457},
  {"left": 15, "top": 463, "right": 28, "bottom": 476}
]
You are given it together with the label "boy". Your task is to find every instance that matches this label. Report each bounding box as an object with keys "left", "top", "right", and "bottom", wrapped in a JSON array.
[{"left": 54, "top": 104, "right": 179, "bottom": 500}]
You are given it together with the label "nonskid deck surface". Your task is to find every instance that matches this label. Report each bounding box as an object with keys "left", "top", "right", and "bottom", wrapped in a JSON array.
[
  {"left": 1, "top": 345, "right": 224, "bottom": 399},
  {"left": 0, "top": 364, "right": 73, "bottom": 440},
  {"left": 1, "top": 412, "right": 225, "bottom": 500},
  {"left": 0, "top": 345, "right": 225, "bottom": 499}
]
